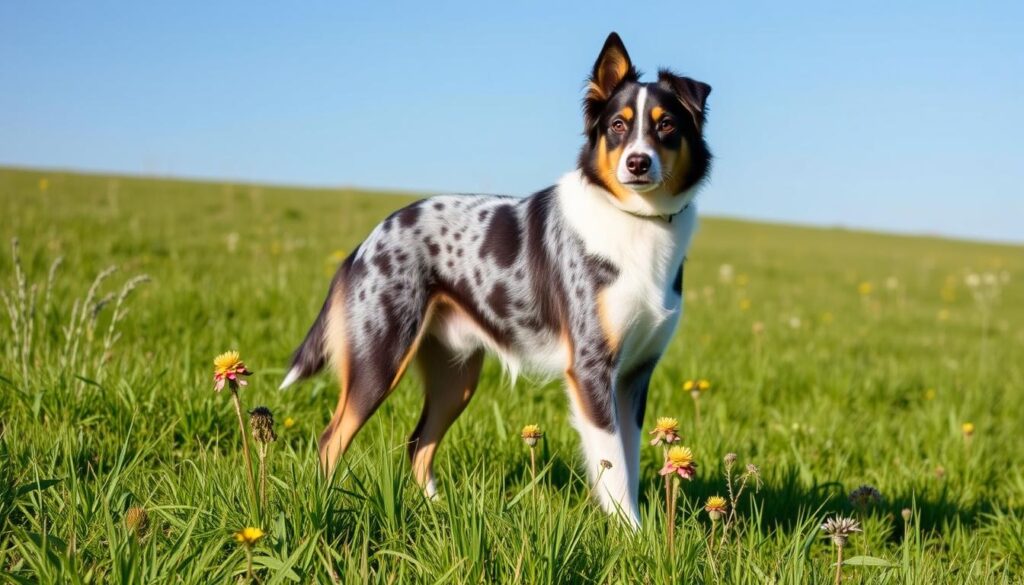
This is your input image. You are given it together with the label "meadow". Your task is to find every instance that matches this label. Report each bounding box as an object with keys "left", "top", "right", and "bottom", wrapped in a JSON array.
[{"left": 1, "top": 166, "right": 1022, "bottom": 584}]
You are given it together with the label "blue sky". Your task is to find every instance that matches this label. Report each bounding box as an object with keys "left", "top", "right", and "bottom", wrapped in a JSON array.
[{"left": 2, "top": 1, "right": 1022, "bottom": 243}]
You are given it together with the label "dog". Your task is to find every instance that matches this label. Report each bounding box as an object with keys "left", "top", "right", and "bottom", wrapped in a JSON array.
[{"left": 280, "top": 32, "right": 711, "bottom": 526}]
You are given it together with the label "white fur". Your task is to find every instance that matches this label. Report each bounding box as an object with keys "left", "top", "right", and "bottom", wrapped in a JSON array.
[
  {"left": 279, "top": 366, "right": 301, "bottom": 390},
  {"left": 571, "top": 401, "right": 641, "bottom": 526},
  {"left": 556, "top": 171, "right": 697, "bottom": 357},
  {"left": 426, "top": 282, "right": 567, "bottom": 385},
  {"left": 616, "top": 87, "right": 663, "bottom": 187}
]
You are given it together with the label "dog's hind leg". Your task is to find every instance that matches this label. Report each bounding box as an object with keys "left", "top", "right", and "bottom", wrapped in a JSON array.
[
  {"left": 317, "top": 283, "right": 436, "bottom": 478},
  {"left": 408, "top": 335, "right": 484, "bottom": 497}
]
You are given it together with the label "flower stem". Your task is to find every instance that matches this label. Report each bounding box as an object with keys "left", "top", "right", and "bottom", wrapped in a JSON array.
[
  {"left": 835, "top": 543, "right": 844, "bottom": 585},
  {"left": 232, "top": 389, "right": 257, "bottom": 505},
  {"left": 669, "top": 477, "right": 678, "bottom": 554},
  {"left": 258, "top": 443, "right": 268, "bottom": 508},
  {"left": 529, "top": 446, "right": 536, "bottom": 483}
]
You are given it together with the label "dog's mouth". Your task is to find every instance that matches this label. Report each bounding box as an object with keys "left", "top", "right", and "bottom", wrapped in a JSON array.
[{"left": 623, "top": 179, "right": 660, "bottom": 192}]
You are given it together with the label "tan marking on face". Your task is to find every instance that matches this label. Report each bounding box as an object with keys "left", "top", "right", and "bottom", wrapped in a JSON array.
[
  {"left": 620, "top": 106, "right": 634, "bottom": 121},
  {"left": 596, "top": 135, "right": 630, "bottom": 201},
  {"left": 658, "top": 139, "right": 693, "bottom": 195},
  {"left": 596, "top": 289, "right": 620, "bottom": 353},
  {"left": 651, "top": 106, "right": 664, "bottom": 122}
]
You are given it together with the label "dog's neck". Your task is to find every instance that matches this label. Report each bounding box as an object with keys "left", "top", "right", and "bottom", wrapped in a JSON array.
[{"left": 572, "top": 171, "right": 696, "bottom": 223}]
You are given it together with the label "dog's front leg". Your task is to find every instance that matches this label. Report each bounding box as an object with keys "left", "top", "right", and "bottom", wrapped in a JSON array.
[
  {"left": 614, "top": 359, "right": 658, "bottom": 518},
  {"left": 565, "top": 364, "right": 640, "bottom": 528}
]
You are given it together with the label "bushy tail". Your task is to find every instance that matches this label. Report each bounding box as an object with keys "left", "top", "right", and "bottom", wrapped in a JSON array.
[{"left": 279, "top": 294, "right": 331, "bottom": 390}]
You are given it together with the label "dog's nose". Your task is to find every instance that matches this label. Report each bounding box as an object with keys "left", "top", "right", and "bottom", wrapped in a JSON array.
[{"left": 626, "top": 153, "right": 651, "bottom": 176}]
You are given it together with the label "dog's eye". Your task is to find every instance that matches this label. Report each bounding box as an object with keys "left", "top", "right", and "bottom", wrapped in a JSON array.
[
  {"left": 610, "top": 119, "right": 627, "bottom": 134},
  {"left": 658, "top": 118, "right": 676, "bottom": 134}
]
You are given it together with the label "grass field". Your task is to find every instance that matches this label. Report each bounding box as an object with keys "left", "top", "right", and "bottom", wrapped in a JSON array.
[{"left": 1, "top": 166, "right": 1022, "bottom": 584}]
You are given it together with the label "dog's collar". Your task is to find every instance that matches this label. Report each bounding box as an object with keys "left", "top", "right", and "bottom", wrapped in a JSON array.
[{"left": 622, "top": 203, "right": 690, "bottom": 223}]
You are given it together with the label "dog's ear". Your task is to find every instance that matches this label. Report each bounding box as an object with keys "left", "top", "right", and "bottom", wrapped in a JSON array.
[
  {"left": 583, "top": 32, "right": 638, "bottom": 133},
  {"left": 657, "top": 69, "right": 711, "bottom": 131}
]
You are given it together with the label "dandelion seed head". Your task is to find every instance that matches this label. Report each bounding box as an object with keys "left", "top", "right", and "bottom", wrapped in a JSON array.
[
  {"left": 249, "top": 406, "right": 277, "bottom": 444},
  {"left": 848, "top": 485, "right": 882, "bottom": 509},
  {"left": 820, "top": 516, "right": 861, "bottom": 547}
]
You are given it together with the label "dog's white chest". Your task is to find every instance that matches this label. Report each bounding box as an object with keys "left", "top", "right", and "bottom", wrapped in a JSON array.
[{"left": 557, "top": 171, "right": 698, "bottom": 366}]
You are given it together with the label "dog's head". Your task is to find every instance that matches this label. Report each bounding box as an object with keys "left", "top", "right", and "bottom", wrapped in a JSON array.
[{"left": 578, "top": 33, "right": 712, "bottom": 216}]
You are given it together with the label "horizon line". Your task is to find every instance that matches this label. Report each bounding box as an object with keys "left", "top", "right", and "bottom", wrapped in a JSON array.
[{"left": 3, "top": 162, "right": 1021, "bottom": 249}]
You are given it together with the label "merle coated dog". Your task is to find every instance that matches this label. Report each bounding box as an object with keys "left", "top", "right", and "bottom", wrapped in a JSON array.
[{"left": 280, "top": 32, "right": 711, "bottom": 526}]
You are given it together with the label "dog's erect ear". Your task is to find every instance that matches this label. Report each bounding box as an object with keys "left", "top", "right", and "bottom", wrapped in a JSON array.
[
  {"left": 657, "top": 69, "right": 712, "bottom": 131},
  {"left": 583, "top": 32, "right": 638, "bottom": 133}
]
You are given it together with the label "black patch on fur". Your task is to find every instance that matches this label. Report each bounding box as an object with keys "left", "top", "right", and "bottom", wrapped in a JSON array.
[
  {"left": 524, "top": 188, "right": 562, "bottom": 333},
  {"left": 622, "top": 359, "right": 658, "bottom": 427},
  {"left": 479, "top": 204, "right": 521, "bottom": 268},
  {"left": 372, "top": 252, "right": 393, "bottom": 277},
  {"left": 397, "top": 203, "right": 422, "bottom": 228},
  {"left": 584, "top": 254, "right": 619, "bottom": 288},
  {"left": 487, "top": 282, "right": 511, "bottom": 319},
  {"left": 431, "top": 272, "right": 512, "bottom": 346},
  {"left": 672, "top": 261, "right": 684, "bottom": 295},
  {"left": 425, "top": 238, "right": 440, "bottom": 257}
]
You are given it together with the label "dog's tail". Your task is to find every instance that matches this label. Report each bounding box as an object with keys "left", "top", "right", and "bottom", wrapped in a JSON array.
[{"left": 279, "top": 291, "right": 333, "bottom": 390}]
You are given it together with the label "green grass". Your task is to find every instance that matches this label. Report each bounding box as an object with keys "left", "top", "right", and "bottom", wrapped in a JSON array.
[{"left": 1, "top": 166, "right": 1022, "bottom": 583}]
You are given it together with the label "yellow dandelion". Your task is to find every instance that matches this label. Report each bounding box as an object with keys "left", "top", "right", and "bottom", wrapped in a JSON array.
[
  {"left": 739, "top": 298, "right": 751, "bottom": 311},
  {"left": 660, "top": 446, "right": 697, "bottom": 479},
  {"left": 857, "top": 281, "right": 873, "bottom": 296},
  {"left": 961, "top": 422, "right": 975, "bottom": 437},
  {"left": 704, "top": 495, "right": 728, "bottom": 521},
  {"left": 234, "top": 526, "right": 265, "bottom": 546},
  {"left": 283, "top": 416, "right": 295, "bottom": 429},
  {"left": 213, "top": 350, "right": 252, "bottom": 392},
  {"left": 521, "top": 424, "right": 543, "bottom": 447},
  {"left": 923, "top": 388, "right": 937, "bottom": 401},
  {"left": 667, "top": 446, "right": 694, "bottom": 467},
  {"left": 38, "top": 178, "right": 49, "bottom": 192},
  {"left": 654, "top": 417, "right": 678, "bottom": 433},
  {"left": 649, "top": 417, "right": 681, "bottom": 446}
]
